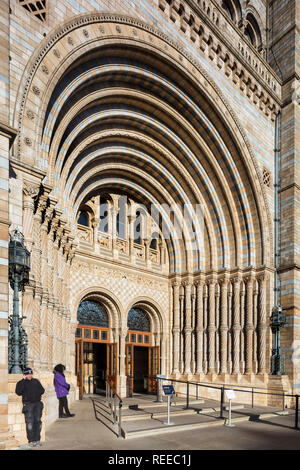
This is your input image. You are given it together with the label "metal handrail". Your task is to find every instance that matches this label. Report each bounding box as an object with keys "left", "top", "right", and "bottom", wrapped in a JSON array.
[
  {"left": 154, "top": 376, "right": 300, "bottom": 430},
  {"left": 105, "top": 381, "right": 123, "bottom": 438}
]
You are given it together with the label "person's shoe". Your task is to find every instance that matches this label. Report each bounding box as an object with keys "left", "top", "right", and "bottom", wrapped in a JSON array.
[
  {"left": 35, "top": 441, "right": 42, "bottom": 447},
  {"left": 29, "top": 441, "right": 37, "bottom": 447},
  {"left": 59, "top": 414, "right": 68, "bottom": 418},
  {"left": 18, "top": 444, "right": 33, "bottom": 450},
  {"left": 66, "top": 413, "right": 75, "bottom": 417}
]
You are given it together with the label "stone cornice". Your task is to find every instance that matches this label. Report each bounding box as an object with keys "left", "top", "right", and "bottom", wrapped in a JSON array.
[
  {"left": 10, "top": 156, "right": 47, "bottom": 181},
  {"left": 0, "top": 122, "right": 17, "bottom": 147},
  {"left": 159, "top": 0, "right": 281, "bottom": 102}
]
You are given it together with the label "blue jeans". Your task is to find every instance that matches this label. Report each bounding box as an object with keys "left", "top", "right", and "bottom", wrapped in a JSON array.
[{"left": 22, "top": 401, "right": 43, "bottom": 443}]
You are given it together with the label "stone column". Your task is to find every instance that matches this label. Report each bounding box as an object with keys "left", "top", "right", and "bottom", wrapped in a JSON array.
[
  {"left": 144, "top": 239, "right": 151, "bottom": 267},
  {"left": 253, "top": 280, "right": 259, "bottom": 373},
  {"left": 258, "top": 274, "right": 268, "bottom": 374},
  {"left": 215, "top": 283, "right": 220, "bottom": 374},
  {"left": 240, "top": 281, "right": 245, "bottom": 374},
  {"left": 92, "top": 217, "right": 100, "bottom": 251},
  {"left": 220, "top": 277, "right": 229, "bottom": 374},
  {"left": 228, "top": 282, "right": 233, "bottom": 373},
  {"left": 195, "top": 279, "right": 204, "bottom": 374},
  {"left": 118, "top": 328, "right": 127, "bottom": 396},
  {"left": 203, "top": 284, "right": 208, "bottom": 374},
  {"left": 128, "top": 214, "right": 135, "bottom": 264},
  {"left": 183, "top": 280, "right": 192, "bottom": 375},
  {"left": 179, "top": 286, "right": 184, "bottom": 373},
  {"left": 245, "top": 275, "right": 255, "bottom": 375},
  {"left": 191, "top": 285, "right": 196, "bottom": 374},
  {"left": 172, "top": 280, "right": 180, "bottom": 374},
  {"left": 232, "top": 276, "right": 241, "bottom": 375},
  {"left": 208, "top": 279, "right": 216, "bottom": 374}
]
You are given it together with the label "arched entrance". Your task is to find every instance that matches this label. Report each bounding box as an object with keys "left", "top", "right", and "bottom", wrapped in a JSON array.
[
  {"left": 125, "top": 307, "right": 160, "bottom": 396},
  {"left": 75, "top": 299, "right": 117, "bottom": 398}
]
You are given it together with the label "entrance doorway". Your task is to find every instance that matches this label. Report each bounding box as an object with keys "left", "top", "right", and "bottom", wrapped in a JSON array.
[
  {"left": 133, "top": 346, "right": 148, "bottom": 393},
  {"left": 82, "top": 342, "right": 106, "bottom": 394},
  {"left": 75, "top": 324, "right": 117, "bottom": 398}
]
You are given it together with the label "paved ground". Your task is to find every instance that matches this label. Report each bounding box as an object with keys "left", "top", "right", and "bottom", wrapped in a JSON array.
[{"left": 17, "top": 395, "right": 300, "bottom": 451}]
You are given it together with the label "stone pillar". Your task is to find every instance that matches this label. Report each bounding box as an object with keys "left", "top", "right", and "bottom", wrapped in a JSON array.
[
  {"left": 92, "top": 217, "right": 100, "bottom": 250},
  {"left": 172, "top": 280, "right": 180, "bottom": 374},
  {"left": 191, "top": 285, "right": 196, "bottom": 374},
  {"left": 258, "top": 274, "right": 268, "bottom": 375},
  {"left": 215, "top": 283, "right": 220, "bottom": 374},
  {"left": 195, "top": 279, "right": 204, "bottom": 374},
  {"left": 253, "top": 280, "right": 259, "bottom": 373},
  {"left": 227, "top": 282, "right": 233, "bottom": 373},
  {"left": 128, "top": 214, "right": 135, "bottom": 263},
  {"left": 183, "top": 280, "right": 192, "bottom": 375},
  {"left": 232, "top": 276, "right": 241, "bottom": 375},
  {"left": 220, "top": 277, "right": 229, "bottom": 374},
  {"left": 245, "top": 275, "right": 255, "bottom": 375},
  {"left": 179, "top": 286, "right": 184, "bottom": 373},
  {"left": 240, "top": 281, "right": 245, "bottom": 374},
  {"left": 118, "top": 328, "right": 127, "bottom": 396},
  {"left": 203, "top": 284, "right": 208, "bottom": 374},
  {"left": 208, "top": 279, "right": 216, "bottom": 374}
]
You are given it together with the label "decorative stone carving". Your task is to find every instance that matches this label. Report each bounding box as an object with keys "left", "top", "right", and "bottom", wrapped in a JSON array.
[
  {"left": 24, "top": 137, "right": 32, "bottom": 147},
  {"left": 32, "top": 85, "right": 40, "bottom": 96},
  {"left": 53, "top": 49, "right": 61, "bottom": 58},
  {"left": 41, "top": 65, "right": 49, "bottom": 75},
  {"left": 26, "top": 110, "right": 35, "bottom": 121}
]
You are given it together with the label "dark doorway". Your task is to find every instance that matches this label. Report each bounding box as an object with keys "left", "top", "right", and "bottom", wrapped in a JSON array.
[
  {"left": 93, "top": 343, "right": 107, "bottom": 394},
  {"left": 133, "top": 346, "right": 148, "bottom": 393}
]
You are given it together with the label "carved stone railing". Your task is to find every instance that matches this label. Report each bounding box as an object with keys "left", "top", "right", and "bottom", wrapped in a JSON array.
[
  {"left": 157, "top": 0, "right": 281, "bottom": 116},
  {"left": 77, "top": 225, "right": 93, "bottom": 244}
]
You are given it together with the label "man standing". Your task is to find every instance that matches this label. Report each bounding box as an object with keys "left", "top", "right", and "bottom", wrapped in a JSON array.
[{"left": 15, "top": 367, "right": 45, "bottom": 448}]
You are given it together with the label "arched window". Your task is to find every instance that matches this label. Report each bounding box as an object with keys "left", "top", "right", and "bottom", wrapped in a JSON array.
[
  {"left": 117, "top": 196, "right": 126, "bottom": 239},
  {"left": 150, "top": 231, "right": 159, "bottom": 250},
  {"left": 244, "top": 13, "right": 262, "bottom": 49},
  {"left": 134, "top": 210, "right": 142, "bottom": 245},
  {"left": 77, "top": 300, "right": 109, "bottom": 327},
  {"left": 77, "top": 210, "right": 89, "bottom": 227},
  {"left": 221, "top": 0, "right": 241, "bottom": 23},
  {"left": 222, "top": 0, "right": 235, "bottom": 21},
  {"left": 127, "top": 308, "right": 150, "bottom": 332},
  {"left": 99, "top": 198, "right": 109, "bottom": 233}
]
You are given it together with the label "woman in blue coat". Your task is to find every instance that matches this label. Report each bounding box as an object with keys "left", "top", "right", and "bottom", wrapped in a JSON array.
[{"left": 53, "top": 364, "right": 75, "bottom": 418}]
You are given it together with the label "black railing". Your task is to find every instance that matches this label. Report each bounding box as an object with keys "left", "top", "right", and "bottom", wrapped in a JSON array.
[
  {"left": 155, "top": 376, "right": 300, "bottom": 430},
  {"left": 105, "top": 381, "right": 123, "bottom": 438}
]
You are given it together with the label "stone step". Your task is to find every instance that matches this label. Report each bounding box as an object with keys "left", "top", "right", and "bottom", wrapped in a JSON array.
[
  {"left": 121, "top": 399, "right": 204, "bottom": 410},
  {"left": 121, "top": 403, "right": 244, "bottom": 421},
  {"left": 122, "top": 408, "right": 196, "bottom": 421},
  {"left": 123, "top": 410, "right": 283, "bottom": 439}
]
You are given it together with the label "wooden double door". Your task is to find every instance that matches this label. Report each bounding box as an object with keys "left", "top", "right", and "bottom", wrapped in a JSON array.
[
  {"left": 125, "top": 344, "right": 160, "bottom": 396},
  {"left": 75, "top": 325, "right": 117, "bottom": 399},
  {"left": 75, "top": 325, "right": 160, "bottom": 398}
]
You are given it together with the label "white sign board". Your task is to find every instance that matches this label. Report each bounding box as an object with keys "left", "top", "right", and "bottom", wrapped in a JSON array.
[{"left": 225, "top": 389, "right": 236, "bottom": 400}]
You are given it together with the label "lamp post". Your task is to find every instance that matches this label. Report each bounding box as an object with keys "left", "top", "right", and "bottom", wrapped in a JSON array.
[
  {"left": 8, "top": 228, "right": 30, "bottom": 374},
  {"left": 270, "top": 113, "right": 286, "bottom": 376},
  {"left": 270, "top": 305, "right": 286, "bottom": 375}
]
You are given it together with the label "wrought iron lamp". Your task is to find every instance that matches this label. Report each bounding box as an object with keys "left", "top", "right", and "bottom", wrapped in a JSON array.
[
  {"left": 270, "top": 305, "right": 286, "bottom": 375},
  {"left": 8, "top": 228, "right": 30, "bottom": 374}
]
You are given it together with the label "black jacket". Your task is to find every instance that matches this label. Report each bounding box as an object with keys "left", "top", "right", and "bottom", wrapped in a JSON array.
[{"left": 15, "top": 378, "right": 45, "bottom": 404}]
